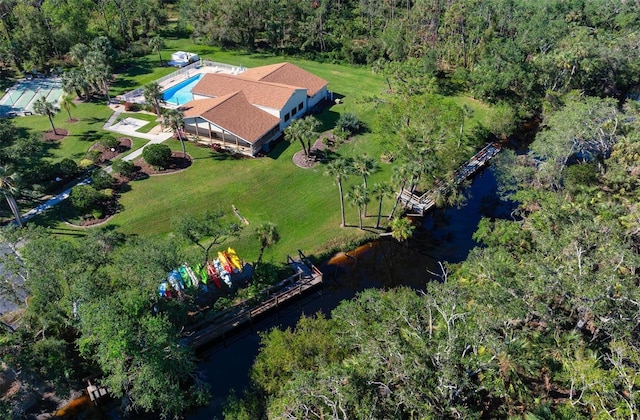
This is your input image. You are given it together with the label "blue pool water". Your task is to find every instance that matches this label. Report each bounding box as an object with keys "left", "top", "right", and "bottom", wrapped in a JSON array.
[{"left": 162, "top": 74, "right": 203, "bottom": 106}]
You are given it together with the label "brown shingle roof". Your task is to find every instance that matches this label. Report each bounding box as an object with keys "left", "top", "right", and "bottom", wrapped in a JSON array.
[
  {"left": 181, "top": 91, "right": 280, "bottom": 144},
  {"left": 191, "top": 73, "right": 299, "bottom": 110},
  {"left": 239, "top": 62, "right": 328, "bottom": 97}
]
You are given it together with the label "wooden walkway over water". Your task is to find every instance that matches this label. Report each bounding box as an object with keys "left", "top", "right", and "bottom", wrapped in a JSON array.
[
  {"left": 184, "top": 250, "right": 323, "bottom": 350},
  {"left": 400, "top": 143, "right": 501, "bottom": 216}
]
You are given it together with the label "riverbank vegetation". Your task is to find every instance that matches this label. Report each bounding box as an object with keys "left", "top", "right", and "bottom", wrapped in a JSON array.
[
  {"left": 230, "top": 96, "right": 640, "bottom": 418},
  {"left": 0, "top": 0, "right": 639, "bottom": 418}
]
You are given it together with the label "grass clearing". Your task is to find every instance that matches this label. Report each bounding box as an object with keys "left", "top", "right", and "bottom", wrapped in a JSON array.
[
  {"left": 24, "top": 44, "right": 494, "bottom": 264},
  {"left": 12, "top": 102, "right": 151, "bottom": 163}
]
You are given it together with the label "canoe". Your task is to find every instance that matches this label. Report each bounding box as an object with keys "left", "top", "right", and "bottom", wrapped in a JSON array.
[
  {"left": 217, "top": 251, "right": 233, "bottom": 274},
  {"left": 227, "top": 247, "right": 242, "bottom": 272}
]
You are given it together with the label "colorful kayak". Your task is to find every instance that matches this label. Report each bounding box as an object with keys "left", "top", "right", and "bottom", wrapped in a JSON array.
[
  {"left": 206, "top": 261, "right": 222, "bottom": 289},
  {"left": 226, "top": 248, "right": 242, "bottom": 272},
  {"left": 196, "top": 263, "right": 209, "bottom": 285},
  {"left": 214, "top": 259, "right": 232, "bottom": 287},
  {"left": 158, "top": 282, "right": 168, "bottom": 297},
  {"left": 167, "top": 270, "right": 184, "bottom": 293},
  {"left": 217, "top": 251, "right": 233, "bottom": 274},
  {"left": 186, "top": 265, "right": 199, "bottom": 288},
  {"left": 178, "top": 265, "right": 191, "bottom": 287}
]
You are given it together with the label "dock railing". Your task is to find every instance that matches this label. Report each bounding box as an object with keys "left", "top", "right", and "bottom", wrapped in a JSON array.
[
  {"left": 400, "top": 143, "right": 501, "bottom": 215},
  {"left": 184, "top": 252, "right": 323, "bottom": 350}
]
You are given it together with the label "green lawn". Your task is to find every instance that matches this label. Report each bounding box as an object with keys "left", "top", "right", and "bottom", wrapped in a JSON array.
[
  {"left": 12, "top": 102, "right": 150, "bottom": 163},
  {"left": 23, "top": 44, "right": 495, "bottom": 265}
]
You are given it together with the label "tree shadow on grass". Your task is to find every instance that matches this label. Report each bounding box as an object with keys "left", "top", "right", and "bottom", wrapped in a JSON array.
[
  {"left": 68, "top": 129, "right": 102, "bottom": 143},
  {"left": 28, "top": 207, "right": 84, "bottom": 235}
]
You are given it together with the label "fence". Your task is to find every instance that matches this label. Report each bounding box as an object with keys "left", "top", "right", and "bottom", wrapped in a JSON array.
[{"left": 118, "top": 60, "right": 246, "bottom": 103}]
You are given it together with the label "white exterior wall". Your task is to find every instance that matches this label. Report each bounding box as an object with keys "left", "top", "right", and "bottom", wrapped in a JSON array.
[
  {"left": 279, "top": 89, "right": 308, "bottom": 130},
  {"left": 252, "top": 104, "right": 280, "bottom": 118},
  {"left": 192, "top": 94, "right": 210, "bottom": 101},
  {"left": 308, "top": 86, "right": 328, "bottom": 110}
]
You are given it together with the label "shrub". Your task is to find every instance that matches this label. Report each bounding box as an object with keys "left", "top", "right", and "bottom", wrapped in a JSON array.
[
  {"left": 84, "top": 149, "right": 102, "bottom": 163},
  {"left": 335, "top": 112, "right": 362, "bottom": 135},
  {"left": 91, "top": 168, "right": 114, "bottom": 190},
  {"left": 99, "top": 135, "right": 119, "bottom": 150},
  {"left": 58, "top": 158, "right": 78, "bottom": 178},
  {"left": 70, "top": 184, "right": 104, "bottom": 213},
  {"left": 124, "top": 102, "right": 135, "bottom": 111},
  {"left": 91, "top": 208, "right": 103, "bottom": 219},
  {"left": 111, "top": 159, "right": 135, "bottom": 178},
  {"left": 78, "top": 159, "right": 95, "bottom": 170},
  {"left": 142, "top": 143, "right": 172, "bottom": 169},
  {"left": 101, "top": 188, "right": 114, "bottom": 198}
]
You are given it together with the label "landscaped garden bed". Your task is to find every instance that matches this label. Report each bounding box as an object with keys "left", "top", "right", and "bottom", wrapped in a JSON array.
[{"left": 88, "top": 137, "right": 132, "bottom": 164}]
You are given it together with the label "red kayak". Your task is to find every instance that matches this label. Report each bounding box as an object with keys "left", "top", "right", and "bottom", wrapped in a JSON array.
[
  {"left": 218, "top": 251, "right": 233, "bottom": 274},
  {"left": 206, "top": 261, "right": 222, "bottom": 289}
]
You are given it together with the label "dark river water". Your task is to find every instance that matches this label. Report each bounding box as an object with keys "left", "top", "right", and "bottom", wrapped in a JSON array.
[{"left": 189, "top": 163, "right": 516, "bottom": 419}]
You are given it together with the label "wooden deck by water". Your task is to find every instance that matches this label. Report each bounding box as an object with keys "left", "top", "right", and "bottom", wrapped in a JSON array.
[
  {"left": 184, "top": 251, "right": 323, "bottom": 350},
  {"left": 400, "top": 143, "right": 501, "bottom": 215}
]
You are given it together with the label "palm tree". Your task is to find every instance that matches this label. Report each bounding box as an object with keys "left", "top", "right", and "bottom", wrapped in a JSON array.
[
  {"left": 143, "top": 82, "right": 163, "bottom": 117},
  {"left": 149, "top": 36, "right": 165, "bottom": 65},
  {"left": 69, "top": 42, "right": 89, "bottom": 65},
  {"left": 95, "top": 64, "right": 112, "bottom": 102},
  {"left": 390, "top": 217, "right": 414, "bottom": 246},
  {"left": 352, "top": 154, "right": 378, "bottom": 216},
  {"left": 301, "top": 116, "right": 320, "bottom": 158},
  {"left": 254, "top": 222, "right": 280, "bottom": 269},
  {"left": 324, "top": 158, "right": 352, "bottom": 227},
  {"left": 371, "top": 182, "right": 394, "bottom": 229},
  {"left": 347, "top": 184, "right": 369, "bottom": 229},
  {"left": 389, "top": 163, "right": 412, "bottom": 220},
  {"left": 0, "top": 166, "right": 22, "bottom": 226},
  {"left": 285, "top": 116, "right": 320, "bottom": 159},
  {"left": 61, "top": 92, "right": 76, "bottom": 121},
  {"left": 33, "top": 96, "right": 59, "bottom": 135},
  {"left": 163, "top": 108, "right": 187, "bottom": 157},
  {"left": 62, "top": 69, "right": 83, "bottom": 99}
]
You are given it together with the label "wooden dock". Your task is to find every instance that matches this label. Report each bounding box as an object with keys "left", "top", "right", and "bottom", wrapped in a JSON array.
[
  {"left": 183, "top": 250, "right": 323, "bottom": 350},
  {"left": 400, "top": 143, "right": 501, "bottom": 215}
]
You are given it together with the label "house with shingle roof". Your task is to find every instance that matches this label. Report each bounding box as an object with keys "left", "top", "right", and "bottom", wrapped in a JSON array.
[
  {"left": 181, "top": 62, "right": 329, "bottom": 156},
  {"left": 237, "top": 62, "right": 329, "bottom": 110},
  {"left": 182, "top": 92, "right": 281, "bottom": 156}
]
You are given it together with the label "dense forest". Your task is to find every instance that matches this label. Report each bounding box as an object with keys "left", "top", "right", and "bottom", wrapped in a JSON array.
[
  {"left": 230, "top": 95, "right": 640, "bottom": 418},
  {"left": 2, "top": 0, "right": 640, "bottom": 107},
  {"left": 0, "top": 0, "right": 639, "bottom": 419}
]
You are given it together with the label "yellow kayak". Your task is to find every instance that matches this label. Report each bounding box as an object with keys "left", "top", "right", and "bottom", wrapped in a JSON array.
[
  {"left": 217, "top": 251, "right": 233, "bottom": 274},
  {"left": 227, "top": 247, "right": 243, "bottom": 272}
]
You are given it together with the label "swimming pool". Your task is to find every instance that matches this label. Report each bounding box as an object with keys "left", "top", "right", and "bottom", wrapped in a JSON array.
[{"left": 162, "top": 74, "right": 203, "bottom": 106}]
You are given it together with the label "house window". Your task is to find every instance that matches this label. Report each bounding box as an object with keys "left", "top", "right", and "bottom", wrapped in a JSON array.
[
  {"left": 298, "top": 103, "right": 303, "bottom": 111},
  {"left": 284, "top": 112, "right": 290, "bottom": 121},
  {"left": 291, "top": 107, "right": 297, "bottom": 116}
]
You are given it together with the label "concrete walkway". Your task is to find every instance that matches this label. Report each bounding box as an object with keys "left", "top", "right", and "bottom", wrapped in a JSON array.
[{"left": 20, "top": 109, "right": 173, "bottom": 223}]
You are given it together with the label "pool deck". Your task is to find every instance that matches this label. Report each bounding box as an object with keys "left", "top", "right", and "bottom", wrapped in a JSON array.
[{"left": 119, "top": 61, "right": 244, "bottom": 106}]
